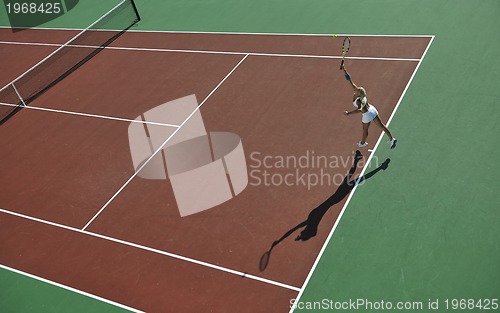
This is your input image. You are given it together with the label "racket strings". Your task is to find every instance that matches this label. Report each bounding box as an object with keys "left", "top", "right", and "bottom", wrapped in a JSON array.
[{"left": 340, "top": 37, "right": 351, "bottom": 69}]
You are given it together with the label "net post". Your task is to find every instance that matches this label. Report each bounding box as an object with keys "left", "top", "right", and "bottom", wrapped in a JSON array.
[
  {"left": 130, "top": 0, "right": 141, "bottom": 22},
  {"left": 11, "top": 83, "right": 26, "bottom": 107}
]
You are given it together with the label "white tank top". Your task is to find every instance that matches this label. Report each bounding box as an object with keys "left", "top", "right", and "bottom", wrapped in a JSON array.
[{"left": 353, "top": 97, "right": 367, "bottom": 108}]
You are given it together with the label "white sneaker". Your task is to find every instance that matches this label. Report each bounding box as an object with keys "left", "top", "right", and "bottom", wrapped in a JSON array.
[
  {"left": 390, "top": 138, "right": 397, "bottom": 149},
  {"left": 357, "top": 141, "right": 368, "bottom": 148}
]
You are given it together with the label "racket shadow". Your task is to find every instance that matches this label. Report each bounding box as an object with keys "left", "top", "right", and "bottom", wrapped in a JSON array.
[{"left": 259, "top": 151, "right": 390, "bottom": 271}]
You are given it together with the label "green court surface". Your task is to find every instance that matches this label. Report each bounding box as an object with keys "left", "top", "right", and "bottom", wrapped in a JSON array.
[
  {"left": 0, "top": 266, "right": 133, "bottom": 313},
  {"left": 1, "top": 0, "right": 499, "bottom": 312}
]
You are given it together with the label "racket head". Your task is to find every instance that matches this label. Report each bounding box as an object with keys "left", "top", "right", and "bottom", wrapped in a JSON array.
[
  {"left": 342, "top": 37, "right": 351, "bottom": 54},
  {"left": 259, "top": 250, "right": 271, "bottom": 271}
]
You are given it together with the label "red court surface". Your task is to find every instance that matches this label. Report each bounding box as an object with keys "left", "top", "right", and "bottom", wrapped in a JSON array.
[{"left": 0, "top": 29, "right": 432, "bottom": 312}]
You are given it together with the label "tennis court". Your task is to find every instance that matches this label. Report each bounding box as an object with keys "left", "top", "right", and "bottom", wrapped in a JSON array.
[{"left": 1, "top": 1, "right": 499, "bottom": 313}]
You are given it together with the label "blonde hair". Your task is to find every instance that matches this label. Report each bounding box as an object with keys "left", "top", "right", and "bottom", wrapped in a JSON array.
[
  {"left": 357, "top": 87, "right": 367, "bottom": 107},
  {"left": 357, "top": 87, "right": 366, "bottom": 97}
]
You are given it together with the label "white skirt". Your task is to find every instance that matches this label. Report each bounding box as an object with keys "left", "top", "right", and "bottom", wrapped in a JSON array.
[{"left": 362, "top": 105, "right": 378, "bottom": 123}]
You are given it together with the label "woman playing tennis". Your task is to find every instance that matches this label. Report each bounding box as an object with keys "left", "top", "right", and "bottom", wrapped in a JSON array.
[{"left": 342, "top": 66, "right": 397, "bottom": 149}]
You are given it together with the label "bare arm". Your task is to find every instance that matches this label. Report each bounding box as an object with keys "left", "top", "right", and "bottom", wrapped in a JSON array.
[
  {"left": 344, "top": 108, "right": 362, "bottom": 116},
  {"left": 342, "top": 65, "right": 363, "bottom": 116},
  {"left": 343, "top": 66, "right": 357, "bottom": 91}
]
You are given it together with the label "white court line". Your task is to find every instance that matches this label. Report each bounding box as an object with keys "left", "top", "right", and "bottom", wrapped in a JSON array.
[
  {"left": 81, "top": 54, "right": 249, "bottom": 231},
  {"left": 0, "top": 102, "right": 17, "bottom": 107},
  {"left": 0, "top": 208, "right": 300, "bottom": 292},
  {"left": 0, "top": 102, "right": 180, "bottom": 128},
  {"left": 0, "top": 264, "right": 144, "bottom": 313},
  {"left": 0, "top": 25, "right": 434, "bottom": 37},
  {"left": 289, "top": 35, "right": 435, "bottom": 313},
  {"left": 0, "top": 40, "right": 421, "bottom": 62},
  {"left": 0, "top": 33, "right": 423, "bottom": 125}
]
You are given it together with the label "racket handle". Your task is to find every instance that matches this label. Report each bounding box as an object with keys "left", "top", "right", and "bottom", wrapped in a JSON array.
[{"left": 340, "top": 60, "right": 344, "bottom": 70}]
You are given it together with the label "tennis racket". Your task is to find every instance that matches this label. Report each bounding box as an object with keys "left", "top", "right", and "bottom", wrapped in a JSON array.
[{"left": 340, "top": 37, "right": 351, "bottom": 70}]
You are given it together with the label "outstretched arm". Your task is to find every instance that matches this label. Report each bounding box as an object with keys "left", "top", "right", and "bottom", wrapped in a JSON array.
[
  {"left": 344, "top": 108, "right": 362, "bottom": 116},
  {"left": 343, "top": 66, "right": 357, "bottom": 91}
]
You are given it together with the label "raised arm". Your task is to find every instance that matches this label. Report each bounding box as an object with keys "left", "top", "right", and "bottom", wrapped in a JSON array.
[{"left": 343, "top": 66, "right": 357, "bottom": 91}]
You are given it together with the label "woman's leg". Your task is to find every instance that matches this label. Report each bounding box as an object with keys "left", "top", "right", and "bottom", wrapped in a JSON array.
[
  {"left": 373, "top": 116, "right": 394, "bottom": 141},
  {"left": 361, "top": 122, "right": 370, "bottom": 144}
]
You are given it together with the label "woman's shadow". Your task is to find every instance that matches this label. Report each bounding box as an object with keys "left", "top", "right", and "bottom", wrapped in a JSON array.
[{"left": 260, "top": 150, "right": 390, "bottom": 271}]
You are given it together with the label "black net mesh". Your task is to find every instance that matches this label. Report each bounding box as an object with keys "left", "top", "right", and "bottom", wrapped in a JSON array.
[{"left": 0, "top": 0, "right": 140, "bottom": 125}]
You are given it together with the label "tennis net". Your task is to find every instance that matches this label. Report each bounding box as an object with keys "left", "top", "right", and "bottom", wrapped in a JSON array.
[{"left": 0, "top": 0, "right": 141, "bottom": 125}]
